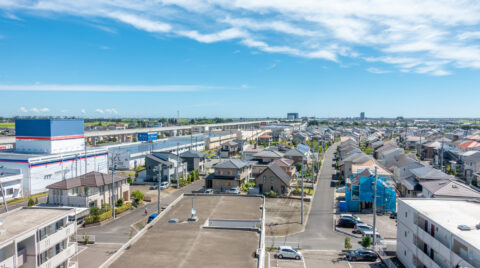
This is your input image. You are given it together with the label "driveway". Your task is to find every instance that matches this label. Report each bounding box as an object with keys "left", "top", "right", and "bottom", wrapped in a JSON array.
[{"left": 267, "top": 143, "right": 345, "bottom": 250}]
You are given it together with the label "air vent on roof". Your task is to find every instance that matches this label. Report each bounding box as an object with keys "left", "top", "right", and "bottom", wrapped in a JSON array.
[{"left": 458, "top": 225, "right": 472, "bottom": 231}]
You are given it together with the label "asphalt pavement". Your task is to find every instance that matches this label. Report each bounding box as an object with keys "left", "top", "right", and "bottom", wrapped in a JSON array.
[
  {"left": 267, "top": 143, "right": 345, "bottom": 250},
  {"left": 0, "top": 195, "right": 48, "bottom": 214}
]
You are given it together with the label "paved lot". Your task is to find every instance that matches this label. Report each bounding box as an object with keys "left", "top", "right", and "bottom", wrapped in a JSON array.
[
  {"left": 335, "top": 213, "right": 397, "bottom": 239},
  {"left": 110, "top": 195, "right": 262, "bottom": 268},
  {"left": 265, "top": 198, "right": 311, "bottom": 236},
  {"left": 75, "top": 244, "right": 122, "bottom": 268}
]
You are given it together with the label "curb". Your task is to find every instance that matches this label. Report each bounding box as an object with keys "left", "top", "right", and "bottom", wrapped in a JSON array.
[{"left": 334, "top": 227, "right": 362, "bottom": 238}]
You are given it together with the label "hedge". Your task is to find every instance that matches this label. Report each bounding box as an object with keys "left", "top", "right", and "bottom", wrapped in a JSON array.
[
  {"left": 85, "top": 202, "right": 132, "bottom": 224},
  {"left": 115, "top": 202, "right": 132, "bottom": 215}
]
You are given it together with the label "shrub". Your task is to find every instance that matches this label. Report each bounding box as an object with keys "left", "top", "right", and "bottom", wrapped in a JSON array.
[
  {"left": 27, "top": 198, "right": 35, "bottom": 207},
  {"left": 264, "top": 190, "right": 277, "bottom": 197},
  {"left": 127, "top": 177, "right": 133, "bottom": 184},
  {"left": 114, "top": 202, "right": 132, "bottom": 215},
  {"left": 131, "top": 190, "right": 144, "bottom": 201},
  {"left": 116, "top": 199, "right": 124, "bottom": 207},
  {"left": 241, "top": 182, "right": 256, "bottom": 192},
  {"left": 344, "top": 237, "right": 352, "bottom": 250},
  {"left": 170, "top": 179, "right": 178, "bottom": 184},
  {"left": 35, "top": 197, "right": 39, "bottom": 204},
  {"left": 361, "top": 235, "right": 372, "bottom": 248}
]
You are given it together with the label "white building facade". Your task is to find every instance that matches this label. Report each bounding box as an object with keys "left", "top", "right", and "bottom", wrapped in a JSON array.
[
  {"left": 397, "top": 198, "right": 480, "bottom": 268},
  {"left": 0, "top": 207, "right": 77, "bottom": 268},
  {"left": 0, "top": 119, "right": 108, "bottom": 195},
  {"left": 0, "top": 167, "right": 23, "bottom": 202}
]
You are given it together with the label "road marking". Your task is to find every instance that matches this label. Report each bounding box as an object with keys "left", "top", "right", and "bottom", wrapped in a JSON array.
[{"left": 92, "top": 242, "right": 125, "bottom": 246}]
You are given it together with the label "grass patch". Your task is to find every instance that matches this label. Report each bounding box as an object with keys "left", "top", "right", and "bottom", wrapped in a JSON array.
[
  {"left": 1, "top": 192, "right": 48, "bottom": 206},
  {"left": 0, "top": 122, "right": 14, "bottom": 128}
]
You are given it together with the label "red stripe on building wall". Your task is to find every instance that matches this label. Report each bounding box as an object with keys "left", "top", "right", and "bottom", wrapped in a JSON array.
[{"left": 16, "top": 135, "right": 85, "bottom": 141}]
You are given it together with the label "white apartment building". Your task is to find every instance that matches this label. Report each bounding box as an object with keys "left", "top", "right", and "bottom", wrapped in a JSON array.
[
  {"left": 397, "top": 198, "right": 480, "bottom": 268},
  {"left": 0, "top": 207, "right": 77, "bottom": 268}
]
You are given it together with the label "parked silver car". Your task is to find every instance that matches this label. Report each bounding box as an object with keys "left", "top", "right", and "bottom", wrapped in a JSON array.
[
  {"left": 225, "top": 187, "right": 240, "bottom": 194},
  {"left": 275, "top": 246, "right": 302, "bottom": 260}
]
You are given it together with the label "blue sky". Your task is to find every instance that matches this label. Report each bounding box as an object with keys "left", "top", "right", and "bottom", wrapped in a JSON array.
[{"left": 0, "top": 1, "right": 480, "bottom": 118}]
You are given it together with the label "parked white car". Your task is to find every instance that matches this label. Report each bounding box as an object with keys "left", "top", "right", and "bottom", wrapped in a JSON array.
[
  {"left": 225, "top": 187, "right": 240, "bottom": 194},
  {"left": 160, "top": 181, "right": 169, "bottom": 190},
  {"left": 275, "top": 246, "right": 302, "bottom": 260}
]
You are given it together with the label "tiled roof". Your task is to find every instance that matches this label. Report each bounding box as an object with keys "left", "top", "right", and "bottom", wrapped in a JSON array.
[
  {"left": 459, "top": 140, "right": 480, "bottom": 149},
  {"left": 214, "top": 159, "right": 249, "bottom": 169},
  {"left": 261, "top": 163, "right": 291, "bottom": 185},
  {"left": 180, "top": 150, "right": 205, "bottom": 158},
  {"left": 420, "top": 179, "right": 480, "bottom": 198},
  {"left": 47, "top": 171, "right": 127, "bottom": 190}
]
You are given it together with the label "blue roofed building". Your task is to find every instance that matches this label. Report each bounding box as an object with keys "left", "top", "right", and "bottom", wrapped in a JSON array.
[{"left": 345, "top": 168, "right": 397, "bottom": 212}]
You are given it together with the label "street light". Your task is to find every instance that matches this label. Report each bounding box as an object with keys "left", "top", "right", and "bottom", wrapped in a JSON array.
[
  {"left": 153, "top": 165, "right": 161, "bottom": 214},
  {"left": 111, "top": 152, "right": 121, "bottom": 220}
]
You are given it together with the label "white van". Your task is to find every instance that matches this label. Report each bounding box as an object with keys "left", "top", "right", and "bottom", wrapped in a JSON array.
[{"left": 363, "top": 230, "right": 384, "bottom": 241}]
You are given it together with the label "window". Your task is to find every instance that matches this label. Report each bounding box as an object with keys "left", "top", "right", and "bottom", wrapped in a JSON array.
[
  {"left": 70, "top": 188, "right": 78, "bottom": 195},
  {"left": 405, "top": 231, "right": 407, "bottom": 237},
  {"left": 6, "top": 188, "right": 13, "bottom": 195},
  {"left": 351, "top": 185, "right": 360, "bottom": 201},
  {"left": 44, "top": 174, "right": 52, "bottom": 180},
  {"left": 405, "top": 212, "right": 408, "bottom": 218},
  {"left": 404, "top": 250, "right": 406, "bottom": 256}
]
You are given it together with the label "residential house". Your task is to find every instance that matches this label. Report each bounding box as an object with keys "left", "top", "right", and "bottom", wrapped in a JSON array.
[
  {"left": 457, "top": 140, "right": 480, "bottom": 152},
  {"left": 180, "top": 150, "right": 205, "bottom": 173},
  {"left": 340, "top": 152, "right": 371, "bottom": 178},
  {"left": 292, "top": 132, "right": 309, "bottom": 145},
  {"left": 459, "top": 150, "right": 480, "bottom": 184},
  {"left": 377, "top": 147, "right": 404, "bottom": 168},
  {"left": 47, "top": 171, "right": 130, "bottom": 208},
  {"left": 345, "top": 169, "right": 396, "bottom": 212},
  {"left": 257, "top": 134, "right": 273, "bottom": 145},
  {"left": 251, "top": 150, "right": 284, "bottom": 176},
  {"left": 205, "top": 159, "right": 252, "bottom": 192},
  {"left": 242, "top": 144, "right": 263, "bottom": 161},
  {"left": 255, "top": 163, "right": 293, "bottom": 195},
  {"left": 145, "top": 152, "right": 187, "bottom": 182},
  {"left": 273, "top": 158, "right": 296, "bottom": 178},
  {"left": 419, "top": 179, "right": 480, "bottom": 199},
  {"left": 399, "top": 166, "right": 453, "bottom": 197},
  {"left": 219, "top": 141, "right": 240, "bottom": 158}
]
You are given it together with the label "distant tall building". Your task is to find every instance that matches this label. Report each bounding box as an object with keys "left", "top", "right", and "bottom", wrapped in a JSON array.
[
  {"left": 360, "top": 112, "right": 365, "bottom": 120},
  {"left": 287, "top": 113, "right": 299, "bottom": 120}
]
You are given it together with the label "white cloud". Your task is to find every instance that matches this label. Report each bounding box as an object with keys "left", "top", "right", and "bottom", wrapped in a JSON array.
[
  {"left": 95, "top": 109, "right": 104, "bottom": 114},
  {"left": 367, "top": 67, "right": 390, "bottom": 74},
  {"left": 28, "top": 107, "right": 49, "bottom": 113},
  {"left": 105, "top": 108, "right": 118, "bottom": 114},
  {"left": 81, "top": 109, "right": 87, "bottom": 114},
  {"left": 19, "top": 106, "right": 27, "bottom": 113},
  {"left": 2, "top": 0, "right": 480, "bottom": 75}
]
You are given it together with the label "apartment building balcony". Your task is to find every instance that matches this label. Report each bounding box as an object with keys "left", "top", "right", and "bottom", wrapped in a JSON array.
[
  {"left": 0, "top": 256, "right": 15, "bottom": 267},
  {"left": 38, "top": 223, "right": 75, "bottom": 253},
  {"left": 413, "top": 219, "right": 477, "bottom": 268},
  {"left": 38, "top": 242, "right": 77, "bottom": 268}
]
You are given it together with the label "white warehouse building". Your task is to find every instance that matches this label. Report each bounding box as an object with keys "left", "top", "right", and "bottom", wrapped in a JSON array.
[
  {"left": 0, "top": 119, "right": 108, "bottom": 195},
  {"left": 397, "top": 198, "right": 480, "bottom": 268}
]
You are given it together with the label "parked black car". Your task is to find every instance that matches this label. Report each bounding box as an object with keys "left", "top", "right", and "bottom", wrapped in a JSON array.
[
  {"left": 337, "top": 217, "right": 358, "bottom": 228},
  {"left": 346, "top": 248, "right": 378, "bottom": 262},
  {"left": 390, "top": 212, "right": 397, "bottom": 219}
]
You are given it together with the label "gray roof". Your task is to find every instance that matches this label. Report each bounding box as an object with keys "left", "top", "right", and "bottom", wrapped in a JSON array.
[
  {"left": 420, "top": 179, "right": 480, "bottom": 198},
  {"left": 284, "top": 149, "right": 304, "bottom": 157},
  {"left": 147, "top": 154, "right": 174, "bottom": 167},
  {"left": 253, "top": 150, "right": 284, "bottom": 158},
  {"left": 47, "top": 171, "right": 127, "bottom": 190},
  {"left": 214, "top": 159, "right": 249, "bottom": 169},
  {"left": 410, "top": 166, "right": 452, "bottom": 180},
  {"left": 260, "top": 163, "right": 291, "bottom": 185},
  {"left": 343, "top": 152, "right": 371, "bottom": 164},
  {"left": 180, "top": 150, "right": 205, "bottom": 158}
]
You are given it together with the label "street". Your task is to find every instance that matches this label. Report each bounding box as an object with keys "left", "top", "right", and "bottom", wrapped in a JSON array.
[{"left": 266, "top": 143, "right": 344, "bottom": 250}]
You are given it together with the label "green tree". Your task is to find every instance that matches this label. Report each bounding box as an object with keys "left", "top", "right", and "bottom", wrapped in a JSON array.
[
  {"left": 27, "top": 198, "right": 35, "bottom": 207},
  {"left": 131, "top": 190, "right": 144, "bottom": 205},
  {"left": 344, "top": 237, "right": 352, "bottom": 250},
  {"left": 89, "top": 206, "right": 101, "bottom": 222},
  {"left": 35, "top": 197, "right": 39, "bottom": 204},
  {"left": 361, "top": 235, "right": 372, "bottom": 248}
]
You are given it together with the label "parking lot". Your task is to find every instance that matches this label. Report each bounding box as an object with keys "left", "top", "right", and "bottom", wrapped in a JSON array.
[
  {"left": 335, "top": 213, "right": 397, "bottom": 239},
  {"left": 266, "top": 250, "right": 385, "bottom": 268}
]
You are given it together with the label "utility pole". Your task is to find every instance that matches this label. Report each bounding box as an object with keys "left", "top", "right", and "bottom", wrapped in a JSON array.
[
  {"left": 301, "top": 161, "right": 305, "bottom": 225},
  {"left": 154, "top": 165, "right": 161, "bottom": 214},
  {"left": 176, "top": 142, "right": 180, "bottom": 189},
  {"left": 111, "top": 156, "right": 117, "bottom": 219},
  {"left": 373, "top": 166, "right": 378, "bottom": 249}
]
